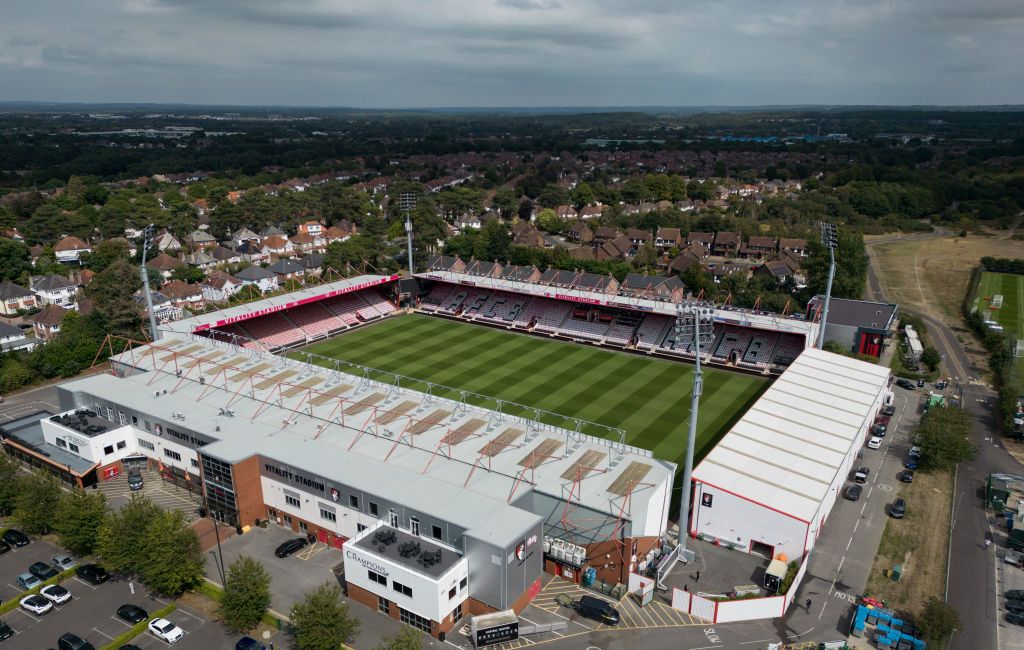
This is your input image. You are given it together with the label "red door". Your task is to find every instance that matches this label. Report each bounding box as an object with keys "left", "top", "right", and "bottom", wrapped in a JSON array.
[{"left": 317, "top": 529, "right": 328, "bottom": 544}]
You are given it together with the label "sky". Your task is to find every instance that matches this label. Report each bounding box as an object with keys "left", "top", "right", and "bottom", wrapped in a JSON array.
[{"left": 1, "top": 0, "right": 1023, "bottom": 107}]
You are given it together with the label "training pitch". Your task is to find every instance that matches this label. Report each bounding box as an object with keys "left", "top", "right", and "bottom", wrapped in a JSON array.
[
  {"left": 975, "top": 271, "right": 1024, "bottom": 367},
  {"left": 294, "top": 314, "right": 767, "bottom": 467}
]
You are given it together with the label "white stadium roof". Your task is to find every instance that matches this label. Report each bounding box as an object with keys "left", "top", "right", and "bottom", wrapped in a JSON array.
[{"left": 692, "top": 347, "right": 890, "bottom": 523}]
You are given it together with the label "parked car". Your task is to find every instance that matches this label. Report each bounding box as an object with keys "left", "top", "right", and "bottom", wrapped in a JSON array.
[
  {"left": 853, "top": 467, "right": 870, "bottom": 484},
  {"left": 119, "top": 646, "right": 143, "bottom": 650},
  {"left": 1006, "top": 612, "right": 1024, "bottom": 626},
  {"left": 872, "top": 423, "right": 888, "bottom": 436},
  {"left": 890, "top": 498, "right": 907, "bottom": 519},
  {"left": 881, "top": 405, "right": 896, "bottom": 416},
  {"left": 0, "top": 622, "right": 12, "bottom": 641},
  {"left": 20, "top": 594, "right": 54, "bottom": 615},
  {"left": 895, "top": 379, "right": 915, "bottom": 390},
  {"left": 76, "top": 564, "right": 109, "bottom": 585},
  {"left": 910, "top": 446, "right": 922, "bottom": 457},
  {"left": 575, "top": 595, "right": 620, "bottom": 625},
  {"left": 844, "top": 485, "right": 863, "bottom": 501},
  {"left": 935, "top": 381, "right": 947, "bottom": 390},
  {"left": 1007, "top": 589, "right": 1024, "bottom": 600},
  {"left": 117, "top": 604, "right": 149, "bottom": 625},
  {"left": 867, "top": 437, "right": 883, "bottom": 450},
  {"left": 876, "top": 415, "right": 891, "bottom": 425},
  {"left": 57, "top": 633, "right": 95, "bottom": 650},
  {"left": 16, "top": 572, "right": 41, "bottom": 590},
  {"left": 236, "top": 638, "right": 268, "bottom": 650},
  {"left": 2, "top": 529, "right": 29, "bottom": 547},
  {"left": 1005, "top": 599, "right": 1024, "bottom": 614},
  {"left": 127, "top": 472, "right": 144, "bottom": 492},
  {"left": 52, "top": 555, "right": 77, "bottom": 572},
  {"left": 274, "top": 537, "right": 309, "bottom": 558},
  {"left": 905, "top": 456, "right": 920, "bottom": 470},
  {"left": 40, "top": 584, "right": 72, "bottom": 605},
  {"left": 0, "top": 540, "right": 10, "bottom": 555},
  {"left": 900, "top": 470, "right": 915, "bottom": 483},
  {"left": 30, "top": 561, "right": 60, "bottom": 580},
  {"left": 917, "top": 378, "right": 925, "bottom": 388},
  {"left": 148, "top": 618, "right": 185, "bottom": 644}
]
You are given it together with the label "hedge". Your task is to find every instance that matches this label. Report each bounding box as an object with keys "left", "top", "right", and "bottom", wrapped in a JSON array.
[
  {"left": 0, "top": 567, "right": 78, "bottom": 616},
  {"left": 99, "top": 603, "right": 177, "bottom": 650}
]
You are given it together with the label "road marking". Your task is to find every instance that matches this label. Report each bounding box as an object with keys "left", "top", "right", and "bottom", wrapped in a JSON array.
[
  {"left": 853, "top": 520, "right": 860, "bottom": 534},
  {"left": 91, "top": 627, "right": 114, "bottom": 640},
  {"left": 845, "top": 537, "right": 853, "bottom": 552}
]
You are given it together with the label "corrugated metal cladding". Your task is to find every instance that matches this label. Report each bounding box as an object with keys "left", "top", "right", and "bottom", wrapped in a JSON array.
[
  {"left": 691, "top": 348, "right": 890, "bottom": 558},
  {"left": 691, "top": 483, "right": 807, "bottom": 561}
]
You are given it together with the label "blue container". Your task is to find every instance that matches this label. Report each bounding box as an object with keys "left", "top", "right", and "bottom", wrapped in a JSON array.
[{"left": 890, "top": 617, "right": 903, "bottom": 630}]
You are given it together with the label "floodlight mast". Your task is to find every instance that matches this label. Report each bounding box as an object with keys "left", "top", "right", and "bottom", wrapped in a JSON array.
[
  {"left": 140, "top": 224, "right": 160, "bottom": 342},
  {"left": 675, "top": 299, "right": 715, "bottom": 561},
  {"left": 399, "top": 193, "right": 418, "bottom": 275},
  {"left": 816, "top": 223, "right": 839, "bottom": 349}
]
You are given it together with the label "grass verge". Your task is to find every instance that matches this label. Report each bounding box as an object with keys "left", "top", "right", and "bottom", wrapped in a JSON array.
[{"left": 99, "top": 603, "right": 177, "bottom": 650}]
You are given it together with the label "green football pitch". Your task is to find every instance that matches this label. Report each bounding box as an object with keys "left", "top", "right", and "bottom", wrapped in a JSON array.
[
  {"left": 293, "top": 314, "right": 767, "bottom": 467},
  {"left": 975, "top": 271, "right": 1024, "bottom": 370}
]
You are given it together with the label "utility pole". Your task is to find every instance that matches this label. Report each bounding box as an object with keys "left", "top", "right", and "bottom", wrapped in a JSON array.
[
  {"left": 140, "top": 224, "right": 160, "bottom": 342},
  {"left": 675, "top": 299, "right": 716, "bottom": 562},
  {"left": 816, "top": 222, "right": 838, "bottom": 349},
  {"left": 399, "top": 193, "right": 418, "bottom": 275}
]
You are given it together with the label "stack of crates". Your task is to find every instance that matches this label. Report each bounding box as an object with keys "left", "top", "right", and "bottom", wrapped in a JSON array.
[{"left": 850, "top": 604, "right": 926, "bottom": 649}]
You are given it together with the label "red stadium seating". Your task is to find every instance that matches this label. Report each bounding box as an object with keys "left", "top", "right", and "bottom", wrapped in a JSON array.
[{"left": 286, "top": 302, "right": 346, "bottom": 339}]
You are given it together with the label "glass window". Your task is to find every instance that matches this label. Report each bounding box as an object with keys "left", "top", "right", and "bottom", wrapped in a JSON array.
[
  {"left": 368, "top": 570, "right": 387, "bottom": 585},
  {"left": 116, "top": 441, "right": 126, "bottom": 450},
  {"left": 320, "top": 508, "right": 337, "bottom": 523},
  {"left": 410, "top": 517, "right": 419, "bottom": 536},
  {"left": 138, "top": 439, "right": 155, "bottom": 451},
  {"left": 399, "top": 607, "right": 431, "bottom": 633},
  {"left": 103, "top": 445, "right": 114, "bottom": 455},
  {"left": 392, "top": 582, "right": 412, "bottom": 598},
  {"left": 369, "top": 502, "right": 379, "bottom": 517},
  {"left": 349, "top": 494, "right": 359, "bottom": 509},
  {"left": 432, "top": 525, "right": 442, "bottom": 540},
  {"left": 164, "top": 449, "right": 182, "bottom": 461},
  {"left": 285, "top": 494, "right": 300, "bottom": 508}
]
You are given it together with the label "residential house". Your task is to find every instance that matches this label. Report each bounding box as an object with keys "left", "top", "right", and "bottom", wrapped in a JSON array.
[
  {"left": 455, "top": 214, "right": 482, "bottom": 231},
  {"left": 231, "top": 227, "right": 261, "bottom": 248},
  {"left": 566, "top": 222, "right": 594, "bottom": 245},
  {"left": 201, "top": 271, "right": 242, "bottom": 303},
  {"left": 711, "top": 231, "right": 741, "bottom": 257},
  {"left": 567, "top": 247, "right": 595, "bottom": 261},
  {"left": 160, "top": 280, "right": 205, "bottom": 310},
  {"left": 289, "top": 232, "right": 325, "bottom": 255},
  {"left": 466, "top": 260, "right": 503, "bottom": 278},
  {"left": 154, "top": 231, "right": 182, "bottom": 253},
  {"left": 184, "top": 250, "right": 217, "bottom": 272},
  {"left": 592, "top": 227, "right": 620, "bottom": 245},
  {"left": 53, "top": 236, "right": 92, "bottom": 265},
  {"left": 139, "top": 291, "right": 183, "bottom": 323},
  {"left": 619, "top": 274, "right": 686, "bottom": 303},
  {"left": 296, "top": 221, "right": 325, "bottom": 237},
  {"left": 499, "top": 264, "right": 541, "bottom": 283},
  {"left": 778, "top": 238, "right": 810, "bottom": 257},
  {"left": 555, "top": 205, "right": 577, "bottom": 220},
  {"left": 235, "top": 241, "right": 269, "bottom": 264},
  {"left": 707, "top": 260, "right": 748, "bottom": 284},
  {"left": 754, "top": 260, "right": 796, "bottom": 284},
  {"left": 298, "top": 254, "right": 325, "bottom": 277},
  {"left": 31, "top": 275, "right": 78, "bottom": 308},
  {"left": 31, "top": 303, "right": 67, "bottom": 341},
  {"left": 539, "top": 268, "right": 579, "bottom": 288},
  {"left": 210, "top": 245, "right": 243, "bottom": 266},
  {"left": 1, "top": 228, "right": 24, "bottom": 241},
  {"left": 29, "top": 245, "right": 43, "bottom": 267},
  {"left": 0, "top": 281, "right": 37, "bottom": 316},
  {"left": 76, "top": 269, "right": 95, "bottom": 288},
  {"left": 268, "top": 258, "right": 305, "bottom": 282},
  {"left": 0, "top": 321, "right": 36, "bottom": 352},
  {"left": 324, "top": 223, "right": 355, "bottom": 243},
  {"left": 667, "top": 250, "right": 708, "bottom": 275},
  {"left": 686, "top": 232, "right": 715, "bottom": 253},
  {"left": 655, "top": 228, "right": 682, "bottom": 252},
  {"left": 572, "top": 272, "right": 619, "bottom": 294},
  {"left": 260, "top": 226, "right": 287, "bottom": 239},
  {"left": 626, "top": 228, "right": 653, "bottom": 253},
  {"left": 260, "top": 235, "right": 295, "bottom": 259},
  {"left": 596, "top": 234, "right": 633, "bottom": 260},
  {"left": 578, "top": 205, "right": 603, "bottom": 220},
  {"left": 235, "top": 265, "right": 279, "bottom": 293},
  {"left": 512, "top": 223, "right": 547, "bottom": 248},
  {"left": 146, "top": 253, "right": 183, "bottom": 280},
  {"left": 426, "top": 255, "right": 467, "bottom": 274},
  {"left": 740, "top": 236, "right": 777, "bottom": 259},
  {"left": 185, "top": 230, "right": 217, "bottom": 250}
]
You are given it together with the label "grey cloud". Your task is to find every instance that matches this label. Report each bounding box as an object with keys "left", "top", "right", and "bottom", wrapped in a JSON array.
[
  {"left": 6, "top": 36, "right": 39, "bottom": 46},
  {"left": 497, "top": 0, "right": 562, "bottom": 10}
]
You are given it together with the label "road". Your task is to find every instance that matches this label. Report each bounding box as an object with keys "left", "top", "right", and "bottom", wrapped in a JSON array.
[{"left": 864, "top": 230, "right": 1018, "bottom": 650}]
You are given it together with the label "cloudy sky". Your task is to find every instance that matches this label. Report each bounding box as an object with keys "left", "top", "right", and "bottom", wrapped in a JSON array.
[{"left": 1, "top": 0, "right": 1022, "bottom": 107}]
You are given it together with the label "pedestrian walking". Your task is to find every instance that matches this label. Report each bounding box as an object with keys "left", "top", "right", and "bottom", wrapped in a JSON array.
[
  {"left": 805, "top": 598, "right": 812, "bottom": 611},
  {"left": 985, "top": 538, "right": 992, "bottom": 549},
  {"left": 695, "top": 571, "right": 700, "bottom": 581}
]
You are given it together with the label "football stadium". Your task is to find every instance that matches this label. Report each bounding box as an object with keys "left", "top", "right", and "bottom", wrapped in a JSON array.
[{"left": 1, "top": 260, "right": 894, "bottom": 635}]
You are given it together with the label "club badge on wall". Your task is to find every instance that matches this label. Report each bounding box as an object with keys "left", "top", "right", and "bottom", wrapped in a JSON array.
[
  {"left": 701, "top": 493, "right": 713, "bottom": 508},
  {"left": 330, "top": 488, "right": 340, "bottom": 502}
]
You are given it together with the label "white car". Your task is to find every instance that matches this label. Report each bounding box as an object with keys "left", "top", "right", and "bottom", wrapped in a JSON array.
[
  {"left": 39, "top": 584, "right": 71, "bottom": 605},
  {"left": 867, "top": 436, "right": 883, "bottom": 449},
  {"left": 51, "top": 554, "right": 77, "bottom": 572},
  {"left": 20, "top": 594, "right": 53, "bottom": 615},
  {"left": 149, "top": 618, "right": 185, "bottom": 644}
]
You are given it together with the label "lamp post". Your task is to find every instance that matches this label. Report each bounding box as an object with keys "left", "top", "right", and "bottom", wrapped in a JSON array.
[
  {"left": 675, "top": 299, "right": 716, "bottom": 561},
  {"left": 140, "top": 224, "right": 161, "bottom": 342},
  {"left": 816, "top": 222, "right": 838, "bottom": 349},
  {"left": 398, "top": 193, "right": 418, "bottom": 275}
]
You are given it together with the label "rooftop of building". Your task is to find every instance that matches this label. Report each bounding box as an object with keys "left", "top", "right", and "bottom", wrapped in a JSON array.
[
  {"left": 0, "top": 411, "right": 96, "bottom": 475},
  {"left": 808, "top": 296, "right": 898, "bottom": 331},
  {"left": 353, "top": 524, "right": 462, "bottom": 579}
]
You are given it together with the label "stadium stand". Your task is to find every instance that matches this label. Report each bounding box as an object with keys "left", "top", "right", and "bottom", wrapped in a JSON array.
[
  {"left": 216, "top": 323, "right": 258, "bottom": 348},
  {"left": 362, "top": 292, "right": 397, "bottom": 317},
  {"left": 420, "top": 283, "right": 455, "bottom": 312},
  {"left": 285, "top": 302, "right": 346, "bottom": 339},
  {"left": 557, "top": 309, "right": 611, "bottom": 341},
  {"left": 458, "top": 289, "right": 492, "bottom": 317},
  {"left": 772, "top": 334, "right": 806, "bottom": 367},
  {"left": 322, "top": 294, "right": 371, "bottom": 325},
  {"left": 241, "top": 312, "right": 306, "bottom": 349},
  {"left": 516, "top": 298, "right": 570, "bottom": 333},
  {"left": 634, "top": 315, "right": 673, "bottom": 351},
  {"left": 604, "top": 312, "right": 643, "bottom": 346},
  {"left": 739, "top": 331, "right": 780, "bottom": 369},
  {"left": 476, "top": 292, "right": 530, "bottom": 324},
  {"left": 712, "top": 326, "right": 753, "bottom": 363}
]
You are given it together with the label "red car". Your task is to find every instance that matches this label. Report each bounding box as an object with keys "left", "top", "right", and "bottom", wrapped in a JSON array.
[{"left": 875, "top": 415, "right": 891, "bottom": 425}]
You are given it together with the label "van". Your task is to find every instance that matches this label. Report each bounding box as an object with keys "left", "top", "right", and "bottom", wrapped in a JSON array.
[{"left": 575, "top": 596, "right": 620, "bottom": 625}]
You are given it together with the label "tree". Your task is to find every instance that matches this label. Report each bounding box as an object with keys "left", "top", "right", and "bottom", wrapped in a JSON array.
[
  {"left": 570, "top": 182, "right": 595, "bottom": 210},
  {"left": 0, "top": 239, "right": 32, "bottom": 283},
  {"left": 54, "top": 489, "right": 107, "bottom": 556},
  {"left": 373, "top": 626, "right": 424, "bottom": 650},
  {"left": 535, "top": 208, "right": 562, "bottom": 233},
  {"left": 97, "top": 494, "right": 162, "bottom": 575},
  {"left": 473, "top": 219, "right": 511, "bottom": 263},
  {"left": 633, "top": 242, "right": 659, "bottom": 271},
  {"left": 0, "top": 454, "right": 22, "bottom": 515},
  {"left": 171, "top": 265, "right": 205, "bottom": 284},
  {"left": 917, "top": 407, "right": 977, "bottom": 472},
  {"left": 85, "top": 239, "right": 130, "bottom": 274},
  {"left": 290, "top": 583, "right": 360, "bottom": 650},
  {"left": 86, "top": 259, "right": 143, "bottom": 338},
  {"left": 139, "top": 509, "right": 204, "bottom": 595},
  {"left": 220, "top": 555, "right": 272, "bottom": 632},
  {"left": 919, "top": 598, "right": 961, "bottom": 646},
  {"left": 920, "top": 346, "right": 941, "bottom": 372},
  {"left": 12, "top": 471, "right": 62, "bottom": 535}
]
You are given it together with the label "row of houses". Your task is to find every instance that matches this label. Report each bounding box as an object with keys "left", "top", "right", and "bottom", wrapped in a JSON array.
[{"left": 566, "top": 225, "right": 809, "bottom": 260}]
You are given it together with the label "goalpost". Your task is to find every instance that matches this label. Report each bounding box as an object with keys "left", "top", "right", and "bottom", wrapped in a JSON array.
[{"left": 991, "top": 294, "right": 1004, "bottom": 309}]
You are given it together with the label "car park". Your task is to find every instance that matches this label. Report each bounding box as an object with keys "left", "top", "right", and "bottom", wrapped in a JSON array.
[
  {"left": 52, "top": 555, "right": 77, "bottom": 572},
  {"left": 890, "top": 498, "right": 906, "bottom": 519},
  {"left": 17, "top": 572, "right": 41, "bottom": 590},
  {"left": 40, "top": 584, "right": 71, "bottom": 605},
  {"left": 20, "top": 594, "right": 54, "bottom": 615},
  {"left": 0, "top": 622, "right": 12, "bottom": 641},
  {"left": 844, "top": 484, "right": 863, "bottom": 501},
  {"left": 934, "top": 381, "right": 947, "bottom": 390},
  {"left": 867, "top": 436, "right": 883, "bottom": 449},
  {"left": 895, "top": 379, "right": 915, "bottom": 390},
  {"left": 75, "top": 564, "right": 109, "bottom": 585},
  {"left": 853, "top": 467, "right": 870, "bottom": 483},
  {"left": 30, "top": 561, "right": 60, "bottom": 580},
  {"left": 900, "top": 470, "right": 915, "bottom": 483},
  {"left": 2, "top": 529, "right": 30, "bottom": 547},
  {"left": 57, "top": 632, "right": 95, "bottom": 650},
  {"left": 117, "top": 604, "right": 149, "bottom": 624},
  {"left": 273, "top": 537, "right": 309, "bottom": 558},
  {"left": 148, "top": 618, "right": 185, "bottom": 643}
]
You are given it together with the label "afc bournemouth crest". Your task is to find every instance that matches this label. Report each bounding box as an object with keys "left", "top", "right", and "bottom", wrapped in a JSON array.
[{"left": 330, "top": 488, "right": 340, "bottom": 502}]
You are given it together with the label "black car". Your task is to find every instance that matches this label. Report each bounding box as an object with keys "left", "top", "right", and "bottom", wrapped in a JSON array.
[
  {"left": 900, "top": 470, "right": 915, "bottom": 483},
  {"left": 117, "top": 604, "right": 148, "bottom": 624},
  {"left": 76, "top": 564, "right": 109, "bottom": 585},
  {"left": 119, "top": 646, "right": 143, "bottom": 650},
  {"left": 30, "top": 561, "right": 60, "bottom": 580},
  {"left": 1008, "top": 589, "right": 1024, "bottom": 600},
  {"left": 57, "top": 633, "right": 95, "bottom": 650},
  {"left": 575, "top": 595, "right": 620, "bottom": 625},
  {"left": 0, "top": 622, "right": 12, "bottom": 641},
  {"left": 890, "top": 498, "right": 906, "bottom": 519},
  {"left": 1005, "top": 599, "right": 1024, "bottom": 614},
  {"left": 844, "top": 485, "right": 863, "bottom": 501},
  {"left": 2, "top": 529, "right": 29, "bottom": 547},
  {"left": 895, "top": 379, "right": 915, "bottom": 390},
  {"left": 274, "top": 537, "right": 309, "bottom": 558},
  {"left": 236, "top": 638, "right": 268, "bottom": 650},
  {"left": 881, "top": 405, "right": 896, "bottom": 416},
  {"left": 1006, "top": 612, "right": 1024, "bottom": 626},
  {"left": 0, "top": 540, "right": 9, "bottom": 555},
  {"left": 905, "top": 455, "right": 920, "bottom": 470},
  {"left": 872, "top": 423, "right": 887, "bottom": 437},
  {"left": 127, "top": 473, "right": 144, "bottom": 492}
]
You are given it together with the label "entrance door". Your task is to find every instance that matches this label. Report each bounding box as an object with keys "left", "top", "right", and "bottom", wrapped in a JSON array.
[
  {"left": 749, "top": 541, "right": 774, "bottom": 560},
  {"left": 317, "top": 529, "right": 328, "bottom": 544}
]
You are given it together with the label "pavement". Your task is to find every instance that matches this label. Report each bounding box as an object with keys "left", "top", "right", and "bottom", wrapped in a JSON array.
[
  {"left": 96, "top": 467, "right": 204, "bottom": 522},
  {"left": 0, "top": 383, "right": 60, "bottom": 423}
]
